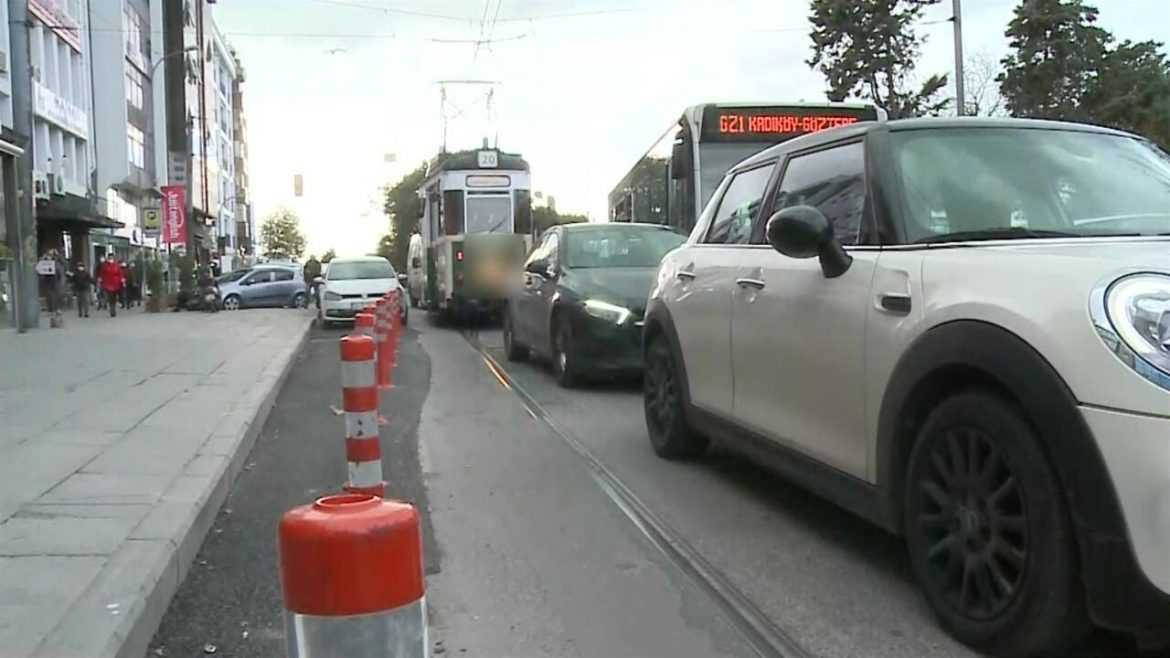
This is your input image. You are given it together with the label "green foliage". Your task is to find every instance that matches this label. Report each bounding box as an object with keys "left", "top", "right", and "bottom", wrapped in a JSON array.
[
  {"left": 808, "top": 0, "right": 950, "bottom": 118},
  {"left": 320, "top": 248, "right": 336, "bottom": 263},
  {"left": 260, "top": 209, "right": 307, "bottom": 259},
  {"left": 144, "top": 258, "right": 165, "bottom": 312},
  {"left": 999, "top": 0, "right": 1170, "bottom": 149},
  {"left": 0, "top": 242, "right": 11, "bottom": 260},
  {"left": 378, "top": 163, "right": 429, "bottom": 271},
  {"left": 175, "top": 253, "right": 196, "bottom": 294},
  {"left": 533, "top": 206, "right": 588, "bottom": 233}
]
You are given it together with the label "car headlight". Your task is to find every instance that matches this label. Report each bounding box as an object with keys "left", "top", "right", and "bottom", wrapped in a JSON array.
[
  {"left": 583, "top": 299, "right": 631, "bottom": 325},
  {"left": 1092, "top": 273, "right": 1170, "bottom": 391},
  {"left": 323, "top": 290, "right": 342, "bottom": 301}
]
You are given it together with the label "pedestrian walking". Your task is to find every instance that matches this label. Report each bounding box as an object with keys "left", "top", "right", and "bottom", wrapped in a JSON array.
[
  {"left": 119, "top": 261, "right": 131, "bottom": 309},
  {"left": 94, "top": 258, "right": 107, "bottom": 310},
  {"left": 68, "top": 262, "right": 93, "bottom": 317},
  {"left": 303, "top": 255, "right": 322, "bottom": 309},
  {"left": 97, "top": 253, "right": 125, "bottom": 317}
]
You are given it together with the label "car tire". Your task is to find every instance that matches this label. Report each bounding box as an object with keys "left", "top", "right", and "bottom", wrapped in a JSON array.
[
  {"left": 222, "top": 294, "right": 241, "bottom": 311},
  {"left": 292, "top": 292, "right": 306, "bottom": 309},
  {"left": 643, "top": 334, "right": 707, "bottom": 459},
  {"left": 503, "top": 308, "right": 528, "bottom": 362},
  {"left": 904, "top": 390, "right": 1088, "bottom": 658},
  {"left": 551, "top": 314, "right": 581, "bottom": 387}
]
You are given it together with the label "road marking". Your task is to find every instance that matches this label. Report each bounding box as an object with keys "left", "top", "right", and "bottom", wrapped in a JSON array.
[{"left": 462, "top": 331, "right": 811, "bottom": 658}]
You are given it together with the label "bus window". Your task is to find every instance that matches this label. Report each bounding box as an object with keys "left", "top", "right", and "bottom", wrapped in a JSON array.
[{"left": 443, "top": 189, "right": 463, "bottom": 235}]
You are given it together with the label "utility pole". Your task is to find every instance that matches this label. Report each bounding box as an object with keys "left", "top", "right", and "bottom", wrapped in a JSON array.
[
  {"left": 10, "top": 0, "right": 38, "bottom": 330},
  {"left": 953, "top": 0, "right": 966, "bottom": 116}
]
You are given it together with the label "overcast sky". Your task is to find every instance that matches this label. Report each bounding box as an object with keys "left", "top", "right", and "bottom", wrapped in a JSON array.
[{"left": 215, "top": 0, "right": 1169, "bottom": 257}]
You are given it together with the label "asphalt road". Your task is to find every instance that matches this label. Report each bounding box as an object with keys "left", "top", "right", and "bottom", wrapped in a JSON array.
[
  {"left": 150, "top": 321, "right": 436, "bottom": 657},
  {"left": 150, "top": 314, "right": 1146, "bottom": 658}
]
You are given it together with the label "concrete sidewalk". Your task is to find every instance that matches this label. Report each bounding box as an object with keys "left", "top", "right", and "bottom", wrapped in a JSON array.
[{"left": 0, "top": 307, "right": 312, "bottom": 658}]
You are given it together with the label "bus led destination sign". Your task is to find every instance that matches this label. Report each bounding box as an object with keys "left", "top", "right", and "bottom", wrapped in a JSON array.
[{"left": 701, "top": 105, "right": 878, "bottom": 142}]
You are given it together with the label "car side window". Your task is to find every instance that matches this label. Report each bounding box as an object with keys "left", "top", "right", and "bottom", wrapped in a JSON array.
[
  {"left": 525, "top": 232, "right": 552, "bottom": 268},
  {"left": 772, "top": 142, "right": 867, "bottom": 246},
  {"left": 544, "top": 232, "right": 560, "bottom": 271},
  {"left": 248, "top": 270, "right": 274, "bottom": 284},
  {"left": 272, "top": 269, "right": 294, "bottom": 282},
  {"left": 704, "top": 165, "right": 773, "bottom": 245}
]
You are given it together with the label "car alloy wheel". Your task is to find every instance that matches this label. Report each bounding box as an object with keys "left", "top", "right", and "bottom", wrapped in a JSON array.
[
  {"left": 643, "top": 336, "right": 706, "bottom": 459},
  {"left": 222, "top": 295, "right": 241, "bottom": 311},
  {"left": 293, "top": 293, "right": 306, "bottom": 309},
  {"left": 552, "top": 317, "right": 577, "bottom": 387},
  {"left": 905, "top": 391, "right": 1087, "bottom": 656},
  {"left": 912, "top": 426, "right": 1026, "bottom": 620},
  {"left": 504, "top": 310, "right": 527, "bottom": 361}
]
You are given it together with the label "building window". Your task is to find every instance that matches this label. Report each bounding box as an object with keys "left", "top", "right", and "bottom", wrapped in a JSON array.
[
  {"left": 127, "top": 124, "right": 145, "bottom": 168},
  {"left": 125, "top": 67, "right": 144, "bottom": 109},
  {"left": 124, "top": 6, "right": 143, "bottom": 59}
]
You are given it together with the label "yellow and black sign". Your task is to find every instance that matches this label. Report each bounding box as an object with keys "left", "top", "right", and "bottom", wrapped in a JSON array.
[{"left": 142, "top": 208, "right": 161, "bottom": 232}]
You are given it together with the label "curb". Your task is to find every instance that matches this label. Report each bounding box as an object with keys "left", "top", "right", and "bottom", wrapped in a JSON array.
[{"left": 30, "top": 316, "right": 314, "bottom": 658}]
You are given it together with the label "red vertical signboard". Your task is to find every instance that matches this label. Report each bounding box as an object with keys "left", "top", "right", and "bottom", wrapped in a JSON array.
[{"left": 161, "top": 185, "right": 187, "bottom": 245}]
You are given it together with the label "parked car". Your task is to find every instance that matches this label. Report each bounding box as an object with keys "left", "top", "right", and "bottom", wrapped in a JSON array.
[
  {"left": 642, "top": 117, "right": 1170, "bottom": 657},
  {"left": 217, "top": 265, "right": 306, "bottom": 311},
  {"left": 504, "top": 223, "right": 686, "bottom": 386},
  {"left": 320, "top": 255, "right": 408, "bottom": 328}
]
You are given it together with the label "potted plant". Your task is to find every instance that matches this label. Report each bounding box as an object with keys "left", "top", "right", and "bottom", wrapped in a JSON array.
[{"left": 145, "top": 258, "right": 165, "bottom": 312}]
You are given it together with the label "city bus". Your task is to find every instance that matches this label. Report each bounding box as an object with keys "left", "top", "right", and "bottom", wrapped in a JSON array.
[
  {"left": 608, "top": 102, "right": 885, "bottom": 233},
  {"left": 417, "top": 146, "right": 533, "bottom": 321}
]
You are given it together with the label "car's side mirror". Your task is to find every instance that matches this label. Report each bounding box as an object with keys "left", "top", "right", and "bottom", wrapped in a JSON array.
[
  {"left": 240, "top": 279, "right": 252, "bottom": 286},
  {"left": 765, "top": 206, "right": 852, "bottom": 278},
  {"left": 397, "top": 273, "right": 408, "bottom": 285}
]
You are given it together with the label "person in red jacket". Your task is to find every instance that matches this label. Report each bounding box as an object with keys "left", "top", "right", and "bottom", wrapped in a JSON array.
[{"left": 96, "top": 252, "right": 125, "bottom": 317}]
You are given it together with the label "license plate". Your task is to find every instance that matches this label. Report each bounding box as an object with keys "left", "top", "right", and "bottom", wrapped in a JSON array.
[{"left": 351, "top": 300, "right": 367, "bottom": 309}]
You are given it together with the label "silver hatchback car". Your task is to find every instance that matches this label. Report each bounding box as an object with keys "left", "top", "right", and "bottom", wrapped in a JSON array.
[{"left": 217, "top": 265, "right": 307, "bottom": 311}]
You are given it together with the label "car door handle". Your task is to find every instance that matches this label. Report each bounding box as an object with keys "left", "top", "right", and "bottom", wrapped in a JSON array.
[
  {"left": 676, "top": 270, "right": 696, "bottom": 281},
  {"left": 736, "top": 277, "right": 766, "bottom": 290},
  {"left": 879, "top": 294, "right": 912, "bottom": 315}
]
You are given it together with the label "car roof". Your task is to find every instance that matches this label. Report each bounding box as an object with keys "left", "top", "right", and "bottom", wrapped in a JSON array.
[
  {"left": 732, "top": 116, "right": 1141, "bottom": 173},
  {"left": 561, "top": 222, "right": 682, "bottom": 232},
  {"left": 329, "top": 256, "right": 390, "bottom": 263}
]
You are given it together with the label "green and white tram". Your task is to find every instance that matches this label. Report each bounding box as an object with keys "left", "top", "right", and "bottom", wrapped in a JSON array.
[{"left": 416, "top": 147, "right": 533, "bottom": 320}]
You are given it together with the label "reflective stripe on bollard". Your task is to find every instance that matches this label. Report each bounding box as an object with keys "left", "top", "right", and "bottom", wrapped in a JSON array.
[
  {"left": 279, "top": 494, "right": 427, "bottom": 658},
  {"left": 339, "top": 334, "right": 384, "bottom": 498}
]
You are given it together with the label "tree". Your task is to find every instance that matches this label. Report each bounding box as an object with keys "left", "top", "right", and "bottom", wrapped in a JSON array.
[
  {"left": 260, "top": 209, "right": 306, "bottom": 260},
  {"left": 999, "top": 0, "right": 1170, "bottom": 149},
  {"left": 533, "top": 206, "right": 588, "bottom": 233},
  {"left": 378, "top": 163, "right": 429, "bottom": 271},
  {"left": 963, "top": 51, "right": 1007, "bottom": 116},
  {"left": 808, "top": 0, "right": 950, "bottom": 118},
  {"left": 320, "top": 249, "right": 336, "bottom": 263},
  {"left": 998, "top": 0, "right": 1111, "bottom": 122}
]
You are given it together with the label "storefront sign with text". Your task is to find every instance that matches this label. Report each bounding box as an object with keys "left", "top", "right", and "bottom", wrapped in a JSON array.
[{"left": 161, "top": 186, "right": 187, "bottom": 245}]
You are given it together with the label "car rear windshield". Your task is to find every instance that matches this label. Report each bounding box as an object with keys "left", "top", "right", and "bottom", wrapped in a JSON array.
[
  {"left": 326, "top": 261, "right": 395, "bottom": 280},
  {"left": 565, "top": 227, "right": 687, "bottom": 268},
  {"left": 892, "top": 128, "right": 1170, "bottom": 242}
]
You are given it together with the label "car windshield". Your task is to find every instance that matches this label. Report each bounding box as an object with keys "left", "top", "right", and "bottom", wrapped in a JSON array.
[
  {"left": 893, "top": 128, "right": 1170, "bottom": 242},
  {"left": 325, "top": 260, "right": 394, "bottom": 280},
  {"left": 564, "top": 227, "right": 687, "bottom": 268},
  {"left": 217, "top": 270, "right": 249, "bottom": 283}
]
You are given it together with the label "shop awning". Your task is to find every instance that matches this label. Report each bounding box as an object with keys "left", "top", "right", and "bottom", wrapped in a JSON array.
[{"left": 36, "top": 193, "right": 123, "bottom": 231}]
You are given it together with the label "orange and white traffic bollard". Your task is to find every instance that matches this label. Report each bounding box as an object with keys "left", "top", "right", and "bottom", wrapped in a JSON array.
[
  {"left": 374, "top": 298, "right": 394, "bottom": 389},
  {"left": 339, "top": 334, "right": 385, "bottom": 498},
  {"left": 279, "top": 493, "right": 427, "bottom": 657}
]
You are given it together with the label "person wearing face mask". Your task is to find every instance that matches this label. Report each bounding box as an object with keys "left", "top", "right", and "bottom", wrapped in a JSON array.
[{"left": 68, "top": 261, "right": 93, "bottom": 318}]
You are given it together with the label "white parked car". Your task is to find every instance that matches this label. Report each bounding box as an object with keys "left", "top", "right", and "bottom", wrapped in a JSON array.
[
  {"left": 319, "top": 256, "right": 409, "bottom": 328},
  {"left": 643, "top": 117, "right": 1169, "bottom": 657}
]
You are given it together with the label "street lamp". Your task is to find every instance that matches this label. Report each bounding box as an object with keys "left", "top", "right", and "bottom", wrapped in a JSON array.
[{"left": 149, "top": 45, "right": 198, "bottom": 81}]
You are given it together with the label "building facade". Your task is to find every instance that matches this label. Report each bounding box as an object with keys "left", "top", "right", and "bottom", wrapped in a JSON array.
[
  {"left": 0, "top": 0, "right": 25, "bottom": 327},
  {"left": 26, "top": 0, "right": 119, "bottom": 264},
  {"left": 231, "top": 50, "right": 254, "bottom": 268},
  {"left": 208, "top": 21, "right": 236, "bottom": 271},
  {"left": 89, "top": 0, "right": 166, "bottom": 264}
]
